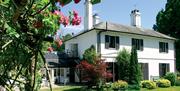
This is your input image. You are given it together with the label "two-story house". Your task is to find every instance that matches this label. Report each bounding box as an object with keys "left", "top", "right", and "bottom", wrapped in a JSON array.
[{"left": 65, "top": 0, "right": 176, "bottom": 82}]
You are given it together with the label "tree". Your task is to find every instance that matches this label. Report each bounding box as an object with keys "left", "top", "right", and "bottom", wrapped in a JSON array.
[
  {"left": 52, "top": 33, "right": 72, "bottom": 52},
  {"left": 156, "top": 0, "right": 180, "bottom": 71},
  {"left": 116, "top": 48, "right": 131, "bottom": 82},
  {"left": 76, "top": 59, "right": 112, "bottom": 89},
  {"left": 83, "top": 45, "right": 97, "bottom": 64},
  {"left": 0, "top": 0, "right": 101, "bottom": 90},
  {"left": 129, "top": 47, "right": 141, "bottom": 85}
]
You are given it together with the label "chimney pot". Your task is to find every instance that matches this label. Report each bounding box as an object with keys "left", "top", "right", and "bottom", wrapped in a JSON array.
[{"left": 93, "top": 13, "right": 101, "bottom": 25}]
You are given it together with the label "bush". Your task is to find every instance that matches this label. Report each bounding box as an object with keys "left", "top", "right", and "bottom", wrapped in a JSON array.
[
  {"left": 156, "top": 79, "right": 171, "bottom": 88},
  {"left": 175, "top": 79, "right": 180, "bottom": 86},
  {"left": 112, "top": 80, "right": 128, "bottom": 90},
  {"left": 141, "top": 80, "right": 156, "bottom": 89},
  {"left": 128, "top": 84, "right": 141, "bottom": 90},
  {"left": 116, "top": 48, "right": 131, "bottom": 82},
  {"left": 164, "top": 72, "right": 176, "bottom": 86}
]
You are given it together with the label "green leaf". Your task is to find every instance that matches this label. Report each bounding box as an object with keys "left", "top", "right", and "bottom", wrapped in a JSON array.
[
  {"left": 91, "top": 0, "right": 101, "bottom": 5},
  {"left": 60, "top": 0, "right": 72, "bottom": 6}
]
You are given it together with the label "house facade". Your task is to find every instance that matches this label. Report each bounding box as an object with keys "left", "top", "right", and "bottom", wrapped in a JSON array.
[{"left": 65, "top": 0, "right": 176, "bottom": 82}]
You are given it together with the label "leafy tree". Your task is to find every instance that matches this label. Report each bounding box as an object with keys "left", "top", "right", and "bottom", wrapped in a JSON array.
[
  {"left": 116, "top": 48, "right": 131, "bottom": 82},
  {"left": 156, "top": 0, "right": 180, "bottom": 71},
  {"left": 0, "top": 0, "right": 101, "bottom": 90},
  {"left": 76, "top": 59, "right": 112, "bottom": 89},
  {"left": 52, "top": 33, "right": 72, "bottom": 52},
  {"left": 83, "top": 45, "right": 97, "bottom": 64},
  {"left": 129, "top": 47, "right": 141, "bottom": 85}
]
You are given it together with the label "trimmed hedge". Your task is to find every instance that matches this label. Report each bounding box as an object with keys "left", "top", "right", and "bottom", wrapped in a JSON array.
[
  {"left": 141, "top": 80, "right": 156, "bottom": 89},
  {"left": 156, "top": 79, "right": 171, "bottom": 88}
]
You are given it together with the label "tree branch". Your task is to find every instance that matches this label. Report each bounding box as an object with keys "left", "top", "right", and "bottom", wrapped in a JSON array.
[
  {"left": 31, "top": 1, "right": 51, "bottom": 16},
  {"left": 39, "top": 50, "right": 52, "bottom": 91}
]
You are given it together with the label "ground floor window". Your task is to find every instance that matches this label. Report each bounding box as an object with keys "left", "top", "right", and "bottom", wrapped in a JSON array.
[
  {"left": 139, "top": 63, "right": 149, "bottom": 80},
  {"left": 159, "top": 63, "right": 170, "bottom": 77}
]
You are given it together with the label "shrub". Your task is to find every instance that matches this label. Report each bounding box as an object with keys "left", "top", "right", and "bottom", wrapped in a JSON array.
[
  {"left": 129, "top": 46, "right": 141, "bottom": 85},
  {"left": 116, "top": 48, "right": 131, "bottom": 82},
  {"left": 175, "top": 79, "right": 180, "bottom": 86},
  {"left": 112, "top": 80, "right": 128, "bottom": 90},
  {"left": 76, "top": 59, "right": 112, "bottom": 88},
  {"left": 157, "top": 79, "right": 171, "bottom": 88},
  {"left": 141, "top": 80, "right": 156, "bottom": 89},
  {"left": 164, "top": 72, "right": 176, "bottom": 86},
  {"left": 83, "top": 45, "right": 97, "bottom": 64},
  {"left": 128, "top": 84, "right": 141, "bottom": 90}
]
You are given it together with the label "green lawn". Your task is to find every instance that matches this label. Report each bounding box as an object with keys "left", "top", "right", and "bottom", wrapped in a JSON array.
[
  {"left": 141, "top": 86, "right": 180, "bottom": 91},
  {"left": 40, "top": 86, "right": 180, "bottom": 91},
  {"left": 40, "top": 86, "right": 82, "bottom": 91}
]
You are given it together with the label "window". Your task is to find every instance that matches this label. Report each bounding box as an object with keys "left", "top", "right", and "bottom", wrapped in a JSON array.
[
  {"left": 139, "top": 63, "right": 149, "bottom": 80},
  {"left": 105, "top": 35, "right": 119, "bottom": 49},
  {"left": 132, "top": 38, "right": 143, "bottom": 51},
  {"left": 159, "top": 63, "right": 169, "bottom": 77},
  {"left": 159, "top": 42, "right": 168, "bottom": 53}
]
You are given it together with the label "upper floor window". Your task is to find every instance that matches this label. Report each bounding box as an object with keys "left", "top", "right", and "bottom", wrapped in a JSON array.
[
  {"left": 159, "top": 42, "right": 168, "bottom": 53},
  {"left": 105, "top": 35, "right": 119, "bottom": 49},
  {"left": 132, "top": 38, "right": 143, "bottom": 51}
]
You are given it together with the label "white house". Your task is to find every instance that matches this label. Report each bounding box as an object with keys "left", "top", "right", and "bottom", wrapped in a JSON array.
[{"left": 65, "top": 0, "right": 176, "bottom": 82}]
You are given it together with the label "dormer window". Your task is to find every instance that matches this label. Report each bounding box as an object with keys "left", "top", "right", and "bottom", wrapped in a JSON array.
[{"left": 105, "top": 35, "right": 119, "bottom": 49}]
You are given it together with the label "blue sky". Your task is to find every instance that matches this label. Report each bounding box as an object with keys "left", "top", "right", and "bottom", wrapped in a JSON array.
[{"left": 60, "top": 0, "right": 166, "bottom": 35}]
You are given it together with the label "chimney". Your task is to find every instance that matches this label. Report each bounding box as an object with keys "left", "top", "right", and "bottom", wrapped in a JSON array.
[
  {"left": 130, "top": 9, "right": 141, "bottom": 28},
  {"left": 93, "top": 13, "right": 100, "bottom": 25},
  {"left": 84, "top": 0, "right": 93, "bottom": 31}
]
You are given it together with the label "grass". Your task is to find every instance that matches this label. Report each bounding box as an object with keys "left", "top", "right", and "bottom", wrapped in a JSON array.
[
  {"left": 40, "top": 86, "right": 180, "bottom": 91},
  {"left": 40, "top": 85, "right": 82, "bottom": 91},
  {"left": 140, "top": 86, "right": 180, "bottom": 91}
]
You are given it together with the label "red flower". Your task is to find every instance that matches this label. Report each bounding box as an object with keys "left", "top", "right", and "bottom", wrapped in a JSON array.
[
  {"left": 47, "top": 47, "right": 53, "bottom": 52},
  {"left": 55, "top": 38, "right": 63, "bottom": 48},
  {"left": 74, "top": 0, "right": 81, "bottom": 4}
]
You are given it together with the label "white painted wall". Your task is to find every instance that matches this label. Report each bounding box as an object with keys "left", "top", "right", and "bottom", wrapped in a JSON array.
[
  {"left": 65, "top": 29, "right": 175, "bottom": 80},
  {"left": 100, "top": 31, "right": 175, "bottom": 79},
  {"left": 65, "top": 30, "right": 97, "bottom": 58},
  {"left": 100, "top": 31, "right": 175, "bottom": 61}
]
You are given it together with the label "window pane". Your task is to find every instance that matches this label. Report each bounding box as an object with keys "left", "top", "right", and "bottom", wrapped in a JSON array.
[
  {"left": 132, "top": 38, "right": 143, "bottom": 51},
  {"left": 109, "top": 36, "right": 115, "bottom": 48},
  {"left": 116, "top": 36, "right": 119, "bottom": 49},
  {"left": 159, "top": 42, "right": 168, "bottom": 53},
  {"left": 105, "top": 35, "right": 109, "bottom": 49}
]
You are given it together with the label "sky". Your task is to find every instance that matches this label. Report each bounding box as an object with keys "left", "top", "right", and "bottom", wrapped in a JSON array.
[{"left": 60, "top": 0, "right": 167, "bottom": 35}]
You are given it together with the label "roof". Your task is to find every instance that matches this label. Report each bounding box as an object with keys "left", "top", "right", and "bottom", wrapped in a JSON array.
[
  {"left": 66, "top": 22, "right": 176, "bottom": 41},
  {"left": 45, "top": 52, "right": 79, "bottom": 68}
]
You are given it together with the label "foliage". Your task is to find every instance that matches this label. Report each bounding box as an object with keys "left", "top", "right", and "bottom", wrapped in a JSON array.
[
  {"left": 83, "top": 45, "right": 97, "bottom": 64},
  {"left": 156, "top": 0, "right": 180, "bottom": 71},
  {"left": 175, "top": 79, "right": 180, "bottom": 86},
  {"left": 112, "top": 80, "right": 128, "bottom": 90},
  {"left": 0, "top": 0, "right": 101, "bottom": 90},
  {"left": 52, "top": 33, "right": 72, "bottom": 52},
  {"left": 116, "top": 48, "right": 131, "bottom": 82},
  {"left": 128, "top": 84, "right": 141, "bottom": 90},
  {"left": 129, "top": 46, "right": 142, "bottom": 85},
  {"left": 76, "top": 59, "right": 112, "bottom": 88},
  {"left": 157, "top": 79, "right": 171, "bottom": 88},
  {"left": 141, "top": 80, "right": 156, "bottom": 89},
  {"left": 164, "top": 72, "right": 176, "bottom": 86}
]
